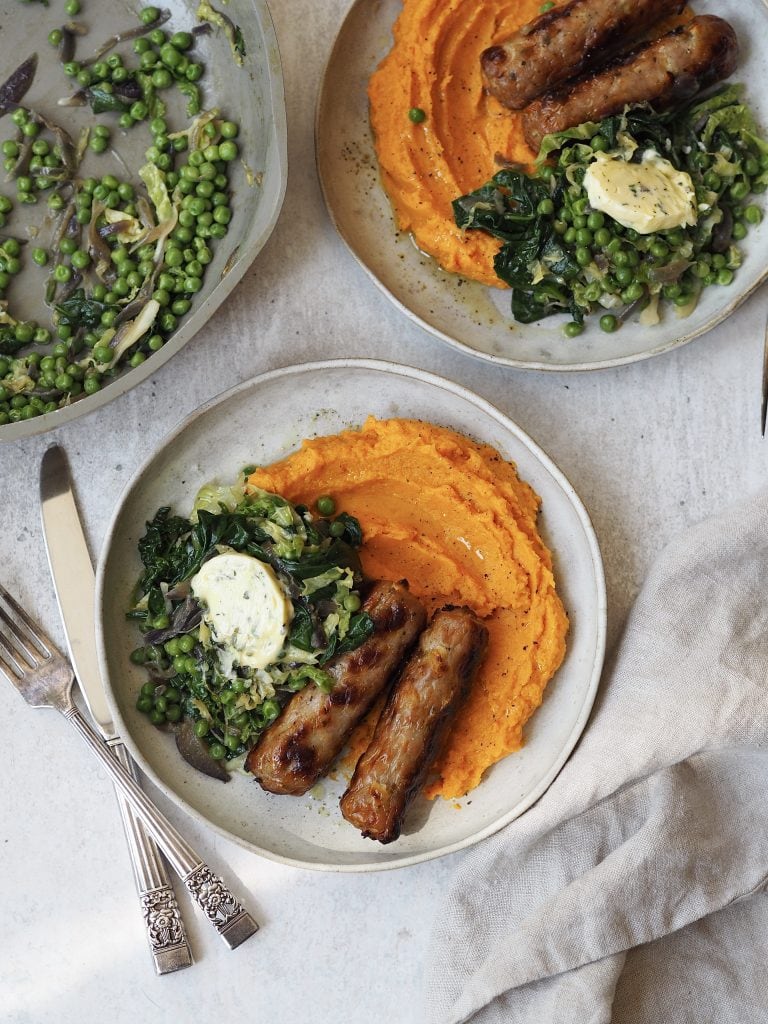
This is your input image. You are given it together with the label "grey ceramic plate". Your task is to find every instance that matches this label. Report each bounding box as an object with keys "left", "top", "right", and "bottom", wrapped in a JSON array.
[
  {"left": 316, "top": 0, "right": 768, "bottom": 370},
  {"left": 96, "top": 359, "right": 607, "bottom": 871},
  {"left": 0, "top": 0, "right": 286, "bottom": 441}
]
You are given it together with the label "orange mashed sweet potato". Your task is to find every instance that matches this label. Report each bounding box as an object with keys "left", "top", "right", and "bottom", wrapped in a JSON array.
[
  {"left": 248, "top": 417, "right": 568, "bottom": 800},
  {"left": 368, "top": 0, "right": 542, "bottom": 288}
]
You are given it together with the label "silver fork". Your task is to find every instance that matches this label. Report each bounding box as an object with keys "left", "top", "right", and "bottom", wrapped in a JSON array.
[{"left": 0, "top": 581, "right": 258, "bottom": 951}]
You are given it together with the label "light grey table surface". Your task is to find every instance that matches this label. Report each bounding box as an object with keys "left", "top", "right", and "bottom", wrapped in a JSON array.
[{"left": 2, "top": 2, "right": 768, "bottom": 1022}]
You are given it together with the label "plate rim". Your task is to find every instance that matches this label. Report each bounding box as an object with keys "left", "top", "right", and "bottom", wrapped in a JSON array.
[
  {"left": 95, "top": 357, "right": 608, "bottom": 871},
  {"left": 315, "top": 0, "right": 768, "bottom": 372},
  {"left": 0, "top": 0, "right": 289, "bottom": 443}
]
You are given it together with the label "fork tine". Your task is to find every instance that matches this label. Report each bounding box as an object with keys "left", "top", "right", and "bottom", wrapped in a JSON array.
[
  {"left": 0, "top": 631, "right": 26, "bottom": 678},
  {"left": 0, "top": 581, "right": 51, "bottom": 658},
  {"left": 0, "top": 608, "right": 41, "bottom": 673}
]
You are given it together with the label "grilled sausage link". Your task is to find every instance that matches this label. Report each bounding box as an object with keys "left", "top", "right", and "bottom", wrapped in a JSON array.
[
  {"left": 522, "top": 15, "right": 739, "bottom": 152},
  {"left": 481, "top": 0, "right": 685, "bottom": 111},
  {"left": 340, "top": 606, "right": 489, "bottom": 844},
  {"left": 246, "top": 580, "right": 427, "bottom": 796}
]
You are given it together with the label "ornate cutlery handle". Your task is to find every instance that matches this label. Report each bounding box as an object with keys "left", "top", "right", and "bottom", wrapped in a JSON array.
[
  {"left": 110, "top": 739, "right": 193, "bottom": 973},
  {"left": 65, "top": 707, "right": 258, "bottom": 950}
]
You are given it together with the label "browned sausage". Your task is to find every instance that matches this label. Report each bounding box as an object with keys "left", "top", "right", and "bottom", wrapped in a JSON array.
[
  {"left": 522, "top": 15, "right": 739, "bottom": 152},
  {"left": 245, "top": 580, "right": 427, "bottom": 796},
  {"left": 340, "top": 606, "right": 489, "bottom": 844},
  {"left": 481, "top": 0, "right": 685, "bottom": 111}
]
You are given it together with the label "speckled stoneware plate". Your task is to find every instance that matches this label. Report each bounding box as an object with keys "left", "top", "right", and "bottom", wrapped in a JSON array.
[
  {"left": 96, "top": 359, "right": 607, "bottom": 871},
  {"left": 316, "top": 0, "right": 768, "bottom": 370},
  {"left": 0, "top": 0, "right": 286, "bottom": 442}
]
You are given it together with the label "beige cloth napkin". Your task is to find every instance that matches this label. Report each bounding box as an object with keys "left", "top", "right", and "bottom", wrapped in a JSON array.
[{"left": 425, "top": 493, "right": 768, "bottom": 1023}]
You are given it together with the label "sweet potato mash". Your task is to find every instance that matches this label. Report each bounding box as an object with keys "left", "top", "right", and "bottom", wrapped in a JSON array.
[
  {"left": 248, "top": 417, "right": 568, "bottom": 800},
  {"left": 368, "top": 0, "right": 542, "bottom": 287}
]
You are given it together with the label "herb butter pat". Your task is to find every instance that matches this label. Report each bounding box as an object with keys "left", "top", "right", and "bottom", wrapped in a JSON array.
[
  {"left": 584, "top": 150, "right": 697, "bottom": 234},
  {"left": 191, "top": 552, "right": 292, "bottom": 671}
]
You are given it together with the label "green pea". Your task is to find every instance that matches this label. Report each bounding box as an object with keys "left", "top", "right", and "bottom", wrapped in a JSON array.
[
  {"left": 92, "top": 345, "right": 112, "bottom": 364},
  {"left": 130, "top": 100, "right": 148, "bottom": 121},
  {"left": 594, "top": 227, "right": 611, "bottom": 248},
  {"left": 177, "top": 634, "right": 196, "bottom": 654},
  {"left": 83, "top": 377, "right": 101, "bottom": 395},
  {"left": 744, "top": 204, "right": 762, "bottom": 225},
  {"left": 31, "top": 247, "right": 48, "bottom": 266},
  {"left": 90, "top": 136, "right": 108, "bottom": 154},
  {"left": 213, "top": 205, "right": 231, "bottom": 225},
  {"left": 136, "top": 695, "right": 153, "bottom": 713},
  {"left": 194, "top": 719, "right": 209, "bottom": 738},
  {"left": 599, "top": 314, "right": 618, "bottom": 333},
  {"left": 316, "top": 494, "right": 336, "bottom": 516},
  {"left": 159, "top": 43, "right": 182, "bottom": 68},
  {"left": 343, "top": 592, "right": 362, "bottom": 612},
  {"left": 71, "top": 250, "right": 91, "bottom": 270},
  {"left": 22, "top": 121, "right": 40, "bottom": 139},
  {"left": 622, "top": 282, "right": 644, "bottom": 303},
  {"left": 152, "top": 67, "right": 173, "bottom": 89},
  {"left": 148, "top": 334, "right": 164, "bottom": 352},
  {"left": 209, "top": 742, "right": 226, "bottom": 760},
  {"left": 48, "top": 28, "right": 63, "bottom": 46},
  {"left": 149, "top": 708, "right": 165, "bottom": 726},
  {"left": 220, "top": 121, "right": 239, "bottom": 139},
  {"left": 218, "top": 140, "right": 238, "bottom": 161},
  {"left": 65, "top": 0, "right": 81, "bottom": 14},
  {"left": 586, "top": 212, "right": 605, "bottom": 231},
  {"left": 140, "top": 5, "right": 160, "bottom": 23},
  {"left": 536, "top": 197, "right": 554, "bottom": 216},
  {"left": 329, "top": 520, "right": 346, "bottom": 538},
  {"left": 575, "top": 247, "right": 591, "bottom": 267},
  {"left": 732, "top": 221, "right": 748, "bottom": 241},
  {"left": 171, "top": 30, "right": 194, "bottom": 50},
  {"left": 53, "top": 264, "right": 72, "bottom": 283},
  {"left": 717, "top": 267, "right": 734, "bottom": 286},
  {"left": 14, "top": 322, "right": 35, "bottom": 344},
  {"left": 11, "top": 107, "right": 28, "bottom": 126},
  {"left": 563, "top": 321, "right": 584, "bottom": 337},
  {"left": 703, "top": 171, "right": 721, "bottom": 191},
  {"left": 77, "top": 69, "right": 93, "bottom": 87}
]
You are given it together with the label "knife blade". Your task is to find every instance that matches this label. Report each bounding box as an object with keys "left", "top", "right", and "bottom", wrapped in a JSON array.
[
  {"left": 39, "top": 444, "right": 194, "bottom": 974},
  {"left": 40, "top": 446, "right": 114, "bottom": 735}
]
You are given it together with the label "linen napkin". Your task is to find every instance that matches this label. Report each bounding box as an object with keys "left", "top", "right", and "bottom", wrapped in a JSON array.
[{"left": 425, "top": 492, "right": 768, "bottom": 1024}]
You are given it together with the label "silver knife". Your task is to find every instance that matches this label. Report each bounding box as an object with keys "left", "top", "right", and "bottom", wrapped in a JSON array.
[{"left": 39, "top": 446, "right": 258, "bottom": 961}]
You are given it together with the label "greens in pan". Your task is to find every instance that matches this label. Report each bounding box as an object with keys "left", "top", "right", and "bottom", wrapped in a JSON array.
[
  {"left": 128, "top": 476, "right": 373, "bottom": 774},
  {"left": 453, "top": 86, "right": 768, "bottom": 333}
]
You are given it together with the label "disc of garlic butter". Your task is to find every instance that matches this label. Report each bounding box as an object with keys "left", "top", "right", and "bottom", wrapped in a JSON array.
[
  {"left": 191, "top": 552, "right": 292, "bottom": 671},
  {"left": 584, "top": 150, "right": 697, "bottom": 234}
]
